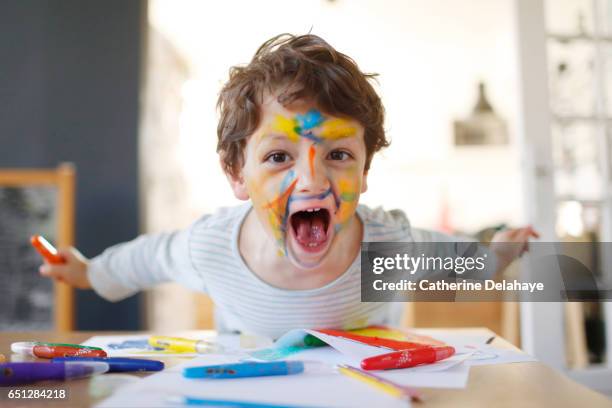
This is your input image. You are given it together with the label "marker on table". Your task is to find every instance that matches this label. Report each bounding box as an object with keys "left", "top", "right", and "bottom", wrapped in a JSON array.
[
  {"left": 52, "top": 357, "right": 164, "bottom": 372},
  {"left": 183, "top": 361, "right": 311, "bottom": 379},
  {"left": 361, "top": 346, "right": 455, "bottom": 371},
  {"left": 337, "top": 364, "right": 422, "bottom": 402},
  {"left": 0, "top": 362, "right": 109, "bottom": 386},
  {"left": 11, "top": 342, "right": 107, "bottom": 358},
  {"left": 167, "top": 395, "right": 314, "bottom": 408},
  {"left": 303, "top": 334, "right": 327, "bottom": 347},
  {"left": 30, "top": 235, "right": 65, "bottom": 264},
  {"left": 148, "top": 336, "right": 222, "bottom": 354}
]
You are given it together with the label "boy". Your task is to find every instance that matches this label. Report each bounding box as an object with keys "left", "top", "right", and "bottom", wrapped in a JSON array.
[{"left": 40, "top": 34, "right": 536, "bottom": 339}]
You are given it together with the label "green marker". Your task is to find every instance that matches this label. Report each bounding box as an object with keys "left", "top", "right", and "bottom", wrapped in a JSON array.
[
  {"left": 304, "top": 335, "right": 327, "bottom": 347},
  {"left": 33, "top": 342, "right": 104, "bottom": 350}
]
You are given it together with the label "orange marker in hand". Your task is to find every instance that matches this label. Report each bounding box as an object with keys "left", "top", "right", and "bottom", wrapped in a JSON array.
[{"left": 31, "top": 235, "right": 65, "bottom": 264}]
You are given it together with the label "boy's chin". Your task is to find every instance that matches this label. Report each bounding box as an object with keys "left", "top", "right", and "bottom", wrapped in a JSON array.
[{"left": 285, "top": 228, "right": 335, "bottom": 270}]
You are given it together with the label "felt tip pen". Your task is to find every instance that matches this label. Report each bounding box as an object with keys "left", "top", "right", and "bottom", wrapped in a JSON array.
[
  {"left": 30, "top": 235, "right": 65, "bottom": 264},
  {"left": 52, "top": 357, "right": 164, "bottom": 372},
  {"left": 166, "top": 395, "right": 314, "bottom": 408},
  {"left": 148, "top": 336, "right": 222, "bottom": 354},
  {"left": 361, "top": 346, "right": 455, "bottom": 371},
  {"left": 337, "top": 364, "right": 422, "bottom": 402},
  {"left": 0, "top": 362, "right": 109, "bottom": 386},
  {"left": 183, "top": 361, "right": 314, "bottom": 379},
  {"left": 11, "top": 342, "right": 107, "bottom": 359}
]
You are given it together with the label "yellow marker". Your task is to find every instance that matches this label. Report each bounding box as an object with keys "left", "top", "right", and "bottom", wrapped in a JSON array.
[
  {"left": 337, "top": 364, "right": 422, "bottom": 402},
  {"left": 0, "top": 353, "right": 5, "bottom": 363},
  {"left": 148, "top": 336, "right": 221, "bottom": 354}
]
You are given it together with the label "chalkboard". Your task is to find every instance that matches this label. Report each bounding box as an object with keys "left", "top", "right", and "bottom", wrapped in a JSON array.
[{"left": 0, "top": 186, "right": 57, "bottom": 330}]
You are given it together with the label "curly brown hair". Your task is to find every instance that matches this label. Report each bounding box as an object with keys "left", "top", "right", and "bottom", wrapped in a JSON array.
[{"left": 217, "top": 33, "right": 388, "bottom": 178}]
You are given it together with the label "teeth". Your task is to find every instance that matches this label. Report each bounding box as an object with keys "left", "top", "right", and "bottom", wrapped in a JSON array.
[{"left": 305, "top": 208, "right": 321, "bottom": 213}]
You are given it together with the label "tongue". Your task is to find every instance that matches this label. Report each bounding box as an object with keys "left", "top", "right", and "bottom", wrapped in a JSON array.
[{"left": 296, "top": 215, "right": 327, "bottom": 245}]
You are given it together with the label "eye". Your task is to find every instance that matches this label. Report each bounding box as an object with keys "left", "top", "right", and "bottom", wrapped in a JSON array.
[
  {"left": 265, "top": 152, "right": 291, "bottom": 164},
  {"left": 328, "top": 150, "right": 352, "bottom": 161}
]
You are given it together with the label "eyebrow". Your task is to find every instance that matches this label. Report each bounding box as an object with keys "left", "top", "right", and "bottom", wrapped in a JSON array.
[{"left": 258, "top": 133, "right": 297, "bottom": 145}]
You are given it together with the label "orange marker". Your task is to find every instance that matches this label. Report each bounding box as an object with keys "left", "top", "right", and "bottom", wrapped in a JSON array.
[{"left": 30, "top": 235, "right": 65, "bottom": 264}]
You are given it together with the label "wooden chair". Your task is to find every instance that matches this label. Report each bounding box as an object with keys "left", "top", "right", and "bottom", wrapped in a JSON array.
[{"left": 0, "top": 163, "right": 76, "bottom": 331}]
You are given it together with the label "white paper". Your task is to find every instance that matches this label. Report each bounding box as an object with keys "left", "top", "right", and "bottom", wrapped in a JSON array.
[
  {"left": 412, "top": 330, "right": 537, "bottom": 366},
  {"left": 93, "top": 329, "right": 533, "bottom": 407},
  {"left": 462, "top": 344, "right": 537, "bottom": 366},
  {"left": 83, "top": 333, "right": 245, "bottom": 358},
  {"left": 265, "top": 329, "right": 473, "bottom": 374},
  {"left": 96, "top": 355, "right": 411, "bottom": 408}
]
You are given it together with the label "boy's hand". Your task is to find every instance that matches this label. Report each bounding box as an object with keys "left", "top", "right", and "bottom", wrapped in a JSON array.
[
  {"left": 490, "top": 225, "right": 540, "bottom": 273},
  {"left": 38, "top": 247, "right": 92, "bottom": 289}
]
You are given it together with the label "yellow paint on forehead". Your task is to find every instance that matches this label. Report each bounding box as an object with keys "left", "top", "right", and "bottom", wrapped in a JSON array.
[
  {"left": 271, "top": 115, "right": 300, "bottom": 142},
  {"left": 319, "top": 119, "right": 357, "bottom": 140}
]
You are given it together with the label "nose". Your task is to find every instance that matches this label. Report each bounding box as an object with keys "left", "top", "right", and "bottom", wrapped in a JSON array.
[{"left": 294, "top": 145, "right": 329, "bottom": 195}]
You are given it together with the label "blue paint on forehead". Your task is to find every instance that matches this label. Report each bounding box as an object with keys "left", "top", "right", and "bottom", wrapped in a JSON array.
[
  {"left": 301, "top": 131, "right": 323, "bottom": 144},
  {"left": 296, "top": 109, "right": 325, "bottom": 131}
]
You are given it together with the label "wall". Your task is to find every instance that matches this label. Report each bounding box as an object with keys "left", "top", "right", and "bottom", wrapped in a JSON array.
[
  {"left": 149, "top": 0, "right": 525, "bottom": 233},
  {"left": 0, "top": 0, "right": 146, "bottom": 330}
]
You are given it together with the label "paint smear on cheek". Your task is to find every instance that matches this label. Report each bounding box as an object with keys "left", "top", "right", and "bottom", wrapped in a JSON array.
[
  {"left": 262, "top": 170, "right": 298, "bottom": 255},
  {"left": 334, "top": 177, "right": 360, "bottom": 230}
]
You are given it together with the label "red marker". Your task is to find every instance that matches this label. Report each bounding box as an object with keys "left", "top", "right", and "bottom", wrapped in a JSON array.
[
  {"left": 11, "top": 342, "right": 107, "bottom": 359},
  {"left": 361, "top": 346, "right": 455, "bottom": 371},
  {"left": 31, "top": 235, "right": 65, "bottom": 264}
]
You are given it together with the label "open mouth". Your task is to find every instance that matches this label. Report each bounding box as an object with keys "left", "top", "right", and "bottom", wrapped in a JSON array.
[{"left": 290, "top": 208, "right": 331, "bottom": 251}]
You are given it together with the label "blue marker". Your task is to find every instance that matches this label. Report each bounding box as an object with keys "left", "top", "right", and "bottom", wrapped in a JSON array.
[
  {"left": 183, "top": 361, "right": 310, "bottom": 379},
  {"left": 52, "top": 357, "right": 164, "bottom": 372},
  {"left": 167, "top": 395, "right": 315, "bottom": 408}
]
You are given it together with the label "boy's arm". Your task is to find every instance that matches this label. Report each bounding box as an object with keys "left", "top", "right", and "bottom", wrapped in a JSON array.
[
  {"left": 40, "top": 224, "right": 203, "bottom": 302},
  {"left": 410, "top": 226, "right": 538, "bottom": 279},
  {"left": 86, "top": 228, "right": 200, "bottom": 301}
]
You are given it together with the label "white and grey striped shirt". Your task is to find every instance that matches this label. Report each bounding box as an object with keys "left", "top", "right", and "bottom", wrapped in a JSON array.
[{"left": 88, "top": 203, "right": 493, "bottom": 339}]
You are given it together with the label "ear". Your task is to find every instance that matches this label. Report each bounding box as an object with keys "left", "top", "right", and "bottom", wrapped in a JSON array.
[
  {"left": 223, "top": 162, "right": 250, "bottom": 201},
  {"left": 361, "top": 171, "right": 368, "bottom": 194}
]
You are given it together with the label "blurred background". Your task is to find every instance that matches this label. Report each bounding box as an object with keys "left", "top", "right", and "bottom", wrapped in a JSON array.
[{"left": 1, "top": 0, "right": 610, "bottom": 394}]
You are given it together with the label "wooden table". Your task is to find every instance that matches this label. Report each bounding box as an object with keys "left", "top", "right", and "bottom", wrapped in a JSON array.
[{"left": 1, "top": 329, "right": 610, "bottom": 408}]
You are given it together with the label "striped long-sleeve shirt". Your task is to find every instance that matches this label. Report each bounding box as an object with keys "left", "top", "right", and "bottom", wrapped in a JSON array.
[{"left": 88, "top": 203, "right": 495, "bottom": 339}]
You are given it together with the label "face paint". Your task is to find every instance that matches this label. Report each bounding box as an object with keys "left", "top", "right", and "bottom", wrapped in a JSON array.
[
  {"left": 296, "top": 109, "right": 325, "bottom": 131},
  {"left": 244, "top": 105, "right": 366, "bottom": 267},
  {"left": 272, "top": 115, "right": 301, "bottom": 142},
  {"left": 333, "top": 177, "right": 360, "bottom": 231},
  {"left": 319, "top": 118, "right": 357, "bottom": 140},
  {"left": 308, "top": 144, "right": 316, "bottom": 178},
  {"left": 261, "top": 170, "right": 298, "bottom": 255}
]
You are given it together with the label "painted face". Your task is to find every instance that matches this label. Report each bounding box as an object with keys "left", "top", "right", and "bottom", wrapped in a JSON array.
[{"left": 238, "top": 95, "right": 368, "bottom": 269}]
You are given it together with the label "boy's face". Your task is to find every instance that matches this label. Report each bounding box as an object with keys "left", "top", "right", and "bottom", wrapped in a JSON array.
[{"left": 230, "top": 93, "right": 368, "bottom": 269}]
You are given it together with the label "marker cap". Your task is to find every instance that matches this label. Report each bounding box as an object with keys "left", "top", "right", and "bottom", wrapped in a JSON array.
[
  {"left": 11, "top": 342, "right": 36, "bottom": 356},
  {"left": 64, "top": 361, "right": 109, "bottom": 379},
  {"left": 52, "top": 357, "right": 164, "bottom": 372}
]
